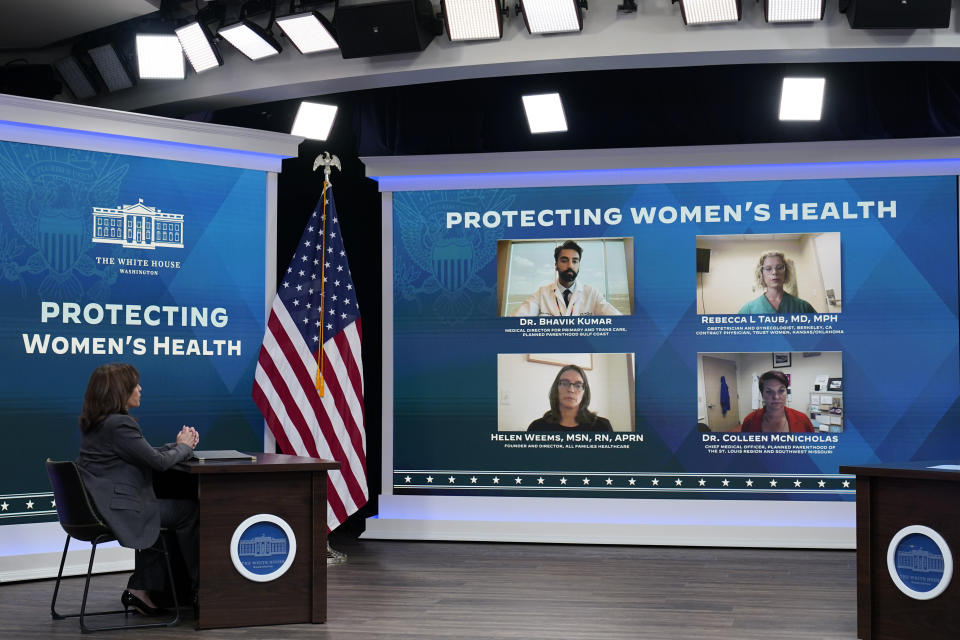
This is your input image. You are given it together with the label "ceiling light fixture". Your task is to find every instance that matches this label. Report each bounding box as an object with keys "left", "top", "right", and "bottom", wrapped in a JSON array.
[
  {"left": 219, "top": 0, "right": 283, "bottom": 61},
  {"left": 276, "top": 10, "right": 338, "bottom": 53},
  {"left": 87, "top": 43, "right": 134, "bottom": 92},
  {"left": 442, "top": 0, "right": 504, "bottom": 41},
  {"left": 176, "top": 21, "right": 224, "bottom": 73},
  {"left": 54, "top": 56, "right": 97, "bottom": 99},
  {"left": 677, "top": 0, "right": 741, "bottom": 25},
  {"left": 136, "top": 34, "right": 185, "bottom": 79},
  {"left": 291, "top": 101, "right": 339, "bottom": 140},
  {"left": 219, "top": 20, "right": 283, "bottom": 59},
  {"left": 779, "top": 77, "right": 825, "bottom": 121},
  {"left": 518, "top": 0, "right": 584, "bottom": 35},
  {"left": 765, "top": 0, "right": 824, "bottom": 22},
  {"left": 522, "top": 93, "right": 568, "bottom": 133}
]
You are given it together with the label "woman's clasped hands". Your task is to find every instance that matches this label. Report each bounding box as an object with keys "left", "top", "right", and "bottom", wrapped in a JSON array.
[{"left": 176, "top": 425, "right": 200, "bottom": 449}]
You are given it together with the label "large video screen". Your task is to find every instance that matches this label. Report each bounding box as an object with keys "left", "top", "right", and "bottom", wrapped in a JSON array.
[{"left": 391, "top": 176, "right": 960, "bottom": 501}]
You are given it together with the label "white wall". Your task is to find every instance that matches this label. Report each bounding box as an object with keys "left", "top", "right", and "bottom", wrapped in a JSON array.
[
  {"left": 696, "top": 352, "right": 739, "bottom": 424},
  {"left": 498, "top": 353, "right": 635, "bottom": 432},
  {"left": 815, "top": 233, "right": 843, "bottom": 313}
]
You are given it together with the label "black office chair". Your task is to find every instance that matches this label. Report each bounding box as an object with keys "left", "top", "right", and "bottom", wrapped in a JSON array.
[{"left": 45, "top": 459, "right": 180, "bottom": 633}]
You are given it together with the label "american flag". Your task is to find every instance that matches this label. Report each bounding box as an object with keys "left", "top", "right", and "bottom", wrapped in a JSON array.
[{"left": 253, "top": 185, "right": 367, "bottom": 530}]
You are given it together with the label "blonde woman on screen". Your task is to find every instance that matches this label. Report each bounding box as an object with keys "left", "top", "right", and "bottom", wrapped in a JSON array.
[{"left": 738, "top": 251, "right": 816, "bottom": 314}]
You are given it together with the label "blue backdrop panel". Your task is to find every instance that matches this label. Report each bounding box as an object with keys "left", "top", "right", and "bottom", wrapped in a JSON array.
[
  {"left": 0, "top": 140, "right": 266, "bottom": 524},
  {"left": 391, "top": 176, "right": 960, "bottom": 501}
]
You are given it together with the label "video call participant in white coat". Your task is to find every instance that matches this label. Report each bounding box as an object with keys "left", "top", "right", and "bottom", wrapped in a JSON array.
[{"left": 512, "top": 240, "right": 622, "bottom": 317}]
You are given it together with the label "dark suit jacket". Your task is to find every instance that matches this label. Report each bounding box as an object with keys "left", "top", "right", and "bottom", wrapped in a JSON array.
[{"left": 76, "top": 414, "right": 193, "bottom": 549}]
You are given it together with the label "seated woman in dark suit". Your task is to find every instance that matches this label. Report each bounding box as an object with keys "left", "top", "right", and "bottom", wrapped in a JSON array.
[
  {"left": 76, "top": 363, "right": 199, "bottom": 616},
  {"left": 527, "top": 364, "right": 613, "bottom": 432}
]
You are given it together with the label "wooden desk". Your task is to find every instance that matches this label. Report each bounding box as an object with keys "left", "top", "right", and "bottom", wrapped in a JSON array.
[
  {"left": 840, "top": 462, "right": 960, "bottom": 640},
  {"left": 183, "top": 453, "right": 339, "bottom": 630}
]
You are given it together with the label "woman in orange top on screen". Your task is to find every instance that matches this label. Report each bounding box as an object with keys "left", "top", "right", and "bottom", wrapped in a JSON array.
[{"left": 740, "top": 370, "right": 815, "bottom": 433}]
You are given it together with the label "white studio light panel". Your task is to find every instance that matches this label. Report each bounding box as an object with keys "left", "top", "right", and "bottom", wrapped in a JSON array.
[
  {"left": 291, "top": 101, "right": 339, "bottom": 140},
  {"left": 520, "top": 0, "right": 582, "bottom": 34},
  {"left": 88, "top": 44, "right": 134, "bottom": 91},
  {"left": 765, "top": 0, "right": 824, "bottom": 22},
  {"left": 136, "top": 34, "right": 185, "bottom": 79},
  {"left": 680, "top": 0, "right": 741, "bottom": 25},
  {"left": 276, "top": 11, "right": 339, "bottom": 54},
  {"left": 779, "top": 77, "right": 825, "bottom": 121},
  {"left": 522, "top": 93, "right": 568, "bottom": 133},
  {"left": 218, "top": 21, "right": 282, "bottom": 60},
  {"left": 176, "top": 21, "right": 223, "bottom": 73},
  {"left": 54, "top": 56, "right": 97, "bottom": 99},
  {"left": 444, "top": 0, "right": 503, "bottom": 41}
]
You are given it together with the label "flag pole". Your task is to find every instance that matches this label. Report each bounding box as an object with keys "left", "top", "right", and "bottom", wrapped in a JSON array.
[
  {"left": 312, "top": 152, "right": 348, "bottom": 565},
  {"left": 255, "top": 151, "right": 367, "bottom": 561},
  {"left": 311, "top": 152, "right": 342, "bottom": 395}
]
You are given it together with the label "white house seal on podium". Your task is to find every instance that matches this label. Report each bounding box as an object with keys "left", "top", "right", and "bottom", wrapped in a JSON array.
[
  {"left": 229, "top": 514, "right": 297, "bottom": 582},
  {"left": 886, "top": 524, "right": 953, "bottom": 600}
]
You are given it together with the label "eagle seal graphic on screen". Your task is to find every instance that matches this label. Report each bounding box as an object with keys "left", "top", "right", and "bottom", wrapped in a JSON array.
[
  {"left": 0, "top": 144, "right": 128, "bottom": 300},
  {"left": 393, "top": 189, "right": 513, "bottom": 324}
]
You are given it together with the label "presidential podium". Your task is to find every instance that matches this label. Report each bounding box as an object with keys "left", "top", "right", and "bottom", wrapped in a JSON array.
[
  {"left": 840, "top": 462, "right": 960, "bottom": 640},
  {"left": 180, "top": 453, "right": 339, "bottom": 629}
]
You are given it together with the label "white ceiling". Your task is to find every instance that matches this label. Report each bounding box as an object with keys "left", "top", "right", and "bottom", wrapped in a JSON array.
[{"left": 0, "top": 0, "right": 160, "bottom": 49}]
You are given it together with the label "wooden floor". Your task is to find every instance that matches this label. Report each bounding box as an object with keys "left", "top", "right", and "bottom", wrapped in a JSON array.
[{"left": 1, "top": 539, "right": 858, "bottom": 639}]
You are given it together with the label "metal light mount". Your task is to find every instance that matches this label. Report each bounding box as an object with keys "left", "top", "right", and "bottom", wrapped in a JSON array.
[
  {"left": 195, "top": 0, "right": 228, "bottom": 28},
  {"left": 241, "top": 0, "right": 280, "bottom": 23}
]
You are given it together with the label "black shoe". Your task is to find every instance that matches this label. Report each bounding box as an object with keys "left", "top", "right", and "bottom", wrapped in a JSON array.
[{"left": 121, "top": 590, "right": 168, "bottom": 616}]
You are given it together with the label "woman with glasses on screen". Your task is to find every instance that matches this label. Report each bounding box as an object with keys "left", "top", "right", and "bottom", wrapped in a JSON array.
[
  {"left": 738, "top": 251, "right": 816, "bottom": 314},
  {"left": 527, "top": 364, "right": 613, "bottom": 432},
  {"left": 741, "top": 370, "right": 815, "bottom": 433}
]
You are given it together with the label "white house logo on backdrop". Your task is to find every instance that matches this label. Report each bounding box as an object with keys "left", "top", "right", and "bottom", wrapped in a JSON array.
[{"left": 91, "top": 198, "right": 184, "bottom": 250}]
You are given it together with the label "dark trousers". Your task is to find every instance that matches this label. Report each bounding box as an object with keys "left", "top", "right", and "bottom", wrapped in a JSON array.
[{"left": 127, "top": 498, "right": 198, "bottom": 595}]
